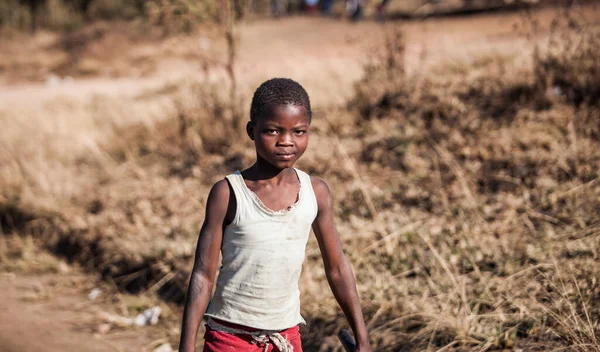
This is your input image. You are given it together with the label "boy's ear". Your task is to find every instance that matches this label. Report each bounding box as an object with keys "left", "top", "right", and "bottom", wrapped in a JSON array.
[{"left": 246, "top": 121, "right": 255, "bottom": 141}]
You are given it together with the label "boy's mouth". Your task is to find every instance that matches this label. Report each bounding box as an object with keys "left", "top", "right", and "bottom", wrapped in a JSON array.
[{"left": 275, "top": 152, "right": 296, "bottom": 160}]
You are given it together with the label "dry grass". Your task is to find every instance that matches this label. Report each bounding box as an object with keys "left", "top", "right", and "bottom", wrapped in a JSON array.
[
  {"left": 0, "top": 21, "right": 223, "bottom": 83},
  {"left": 0, "top": 0, "right": 223, "bottom": 33},
  {"left": 320, "top": 15, "right": 599, "bottom": 350},
  {"left": 0, "top": 0, "right": 523, "bottom": 33},
  {"left": 1, "top": 5, "right": 600, "bottom": 352}
]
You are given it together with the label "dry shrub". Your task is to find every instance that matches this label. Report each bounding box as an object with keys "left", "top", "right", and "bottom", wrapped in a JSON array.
[
  {"left": 351, "top": 26, "right": 406, "bottom": 121},
  {"left": 0, "top": 0, "right": 83, "bottom": 32},
  {"left": 109, "top": 81, "right": 250, "bottom": 177},
  {"left": 62, "top": 81, "right": 251, "bottom": 301},
  {"left": 532, "top": 9, "right": 600, "bottom": 142},
  {"left": 330, "top": 19, "right": 600, "bottom": 350},
  {"left": 0, "top": 0, "right": 262, "bottom": 33},
  {"left": 534, "top": 261, "right": 600, "bottom": 352},
  {"left": 0, "top": 79, "right": 249, "bottom": 303},
  {"left": 533, "top": 8, "right": 600, "bottom": 108},
  {"left": 141, "top": 0, "right": 221, "bottom": 32},
  {"left": 0, "top": 0, "right": 219, "bottom": 32}
]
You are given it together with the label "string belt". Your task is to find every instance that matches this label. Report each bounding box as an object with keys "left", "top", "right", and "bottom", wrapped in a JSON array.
[{"left": 207, "top": 319, "right": 294, "bottom": 352}]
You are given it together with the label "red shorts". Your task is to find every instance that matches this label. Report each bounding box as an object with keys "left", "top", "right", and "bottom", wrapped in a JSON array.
[{"left": 202, "top": 319, "right": 303, "bottom": 352}]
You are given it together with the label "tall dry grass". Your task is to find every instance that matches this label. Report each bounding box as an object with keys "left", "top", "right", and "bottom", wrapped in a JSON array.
[
  {"left": 0, "top": 0, "right": 287, "bottom": 33},
  {"left": 0, "top": 0, "right": 221, "bottom": 32},
  {"left": 320, "top": 13, "right": 599, "bottom": 350}
]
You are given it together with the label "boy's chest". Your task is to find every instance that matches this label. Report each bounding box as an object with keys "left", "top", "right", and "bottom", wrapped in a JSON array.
[{"left": 248, "top": 182, "right": 300, "bottom": 213}]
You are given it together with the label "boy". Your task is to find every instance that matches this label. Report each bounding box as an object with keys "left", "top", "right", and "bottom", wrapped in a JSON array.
[{"left": 179, "top": 78, "right": 371, "bottom": 351}]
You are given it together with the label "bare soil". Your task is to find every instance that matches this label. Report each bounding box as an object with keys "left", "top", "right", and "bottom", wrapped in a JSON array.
[
  {"left": 0, "top": 6, "right": 574, "bottom": 107},
  {"left": 0, "top": 271, "right": 175, "bottom": 352}
]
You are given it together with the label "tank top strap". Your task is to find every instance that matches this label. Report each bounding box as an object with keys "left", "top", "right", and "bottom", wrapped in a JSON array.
[
  {"left": 294, "top": 168, "right": 318, "bottom": 212},
  {"left": 225, "top": 171, "right": 253, "bottom": 225}
]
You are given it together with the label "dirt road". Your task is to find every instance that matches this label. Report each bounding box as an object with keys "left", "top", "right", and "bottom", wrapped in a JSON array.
[
  {"left": 0, "top": 272, "right": 175, "bottom": 352},
  {"left": 0, "top": 6, "right": 569, "bottom": 108}
]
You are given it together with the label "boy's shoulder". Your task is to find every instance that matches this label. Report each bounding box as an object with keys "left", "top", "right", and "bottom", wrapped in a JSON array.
[
  {"left": 292, "top": 168, "right": 332, "bottom": 200},
  {"left": 309, "top": 175, "right": 331, "bottom": 199},
  {"left": 206, "top": 179, "right": 236, "bottom": 223},
  {"left": 309, "top": 175, "right": 328, "bottom": 189},
  {"left": 207, "top": 179, "right": 231, "bottom": 202}
]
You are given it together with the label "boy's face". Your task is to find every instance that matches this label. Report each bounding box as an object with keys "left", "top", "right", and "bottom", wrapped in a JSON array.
[{"left": 248, "top": 104, "right": 310, "bottom": 170}]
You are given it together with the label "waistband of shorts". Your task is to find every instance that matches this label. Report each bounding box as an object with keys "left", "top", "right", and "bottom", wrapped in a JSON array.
[{"left": 207, "top": 317, "right": 299, "bottom": 333}]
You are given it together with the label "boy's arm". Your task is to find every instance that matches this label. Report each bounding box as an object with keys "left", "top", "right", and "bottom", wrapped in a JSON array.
[
  {"left": 179, "top": 180, "right": 229, "bottom": 352},
  {"left": 311, "top": 177, "right": 372, "bottom": 351}
]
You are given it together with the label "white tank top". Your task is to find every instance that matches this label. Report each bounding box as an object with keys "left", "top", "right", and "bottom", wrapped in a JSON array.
[{"left": 204, "top": 168, "right": 318, "bottom": 330}]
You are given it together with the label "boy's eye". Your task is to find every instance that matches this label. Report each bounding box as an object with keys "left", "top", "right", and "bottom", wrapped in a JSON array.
[
  {"left": 294, "top": 130, "right": 306, "bottom": 135},
  {"left": 266, "top": 129, "right": 279, "bottom": 135}
]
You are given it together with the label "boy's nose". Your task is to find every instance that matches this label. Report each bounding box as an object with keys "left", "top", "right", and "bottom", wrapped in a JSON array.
[{"left": 277, "top": 133, "right": 294, "bottom": 146}]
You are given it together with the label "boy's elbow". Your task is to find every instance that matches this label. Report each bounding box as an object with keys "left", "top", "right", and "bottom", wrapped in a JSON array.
[
  {"left": 186, "top": 270, "right": 215, "bottom": 301},
  {"left": 325, "top": 258, "right": 350, "bottom": 282},
  {"left": 326, "top": 269, "right": 343, "bottom": 285},
  {"left": 196, "top": 270, "right": 216, "bottom": 289}
]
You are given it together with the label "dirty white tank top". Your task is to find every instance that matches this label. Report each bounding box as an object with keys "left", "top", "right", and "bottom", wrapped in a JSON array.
[{"left": 204, "top": 168, "right": 318, "bottom": 330}]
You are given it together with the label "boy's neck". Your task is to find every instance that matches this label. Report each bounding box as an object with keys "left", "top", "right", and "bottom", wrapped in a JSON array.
[{"left": 244, "top": 159, "right": 294, "bottom": 184}]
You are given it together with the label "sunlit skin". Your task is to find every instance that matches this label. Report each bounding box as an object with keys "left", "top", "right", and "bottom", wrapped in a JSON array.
[
  {"left": 241, "top": 105, "right": 310, "bottom": 211},
  {"left": 179, "top": 104, "right": 372, "bottom": 352},
  {"left": 248, "top": 104, "right": 310, "bottom": 171}
]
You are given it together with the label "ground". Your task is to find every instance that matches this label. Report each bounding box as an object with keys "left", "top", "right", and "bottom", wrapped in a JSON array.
[{"left": 0, "top": 270, "right": 175, "bottom": 352}]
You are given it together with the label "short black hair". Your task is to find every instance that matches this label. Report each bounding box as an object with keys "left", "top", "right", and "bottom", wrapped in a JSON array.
[{"left": 250, "top": 78, "right": 312, "bottom": 122}]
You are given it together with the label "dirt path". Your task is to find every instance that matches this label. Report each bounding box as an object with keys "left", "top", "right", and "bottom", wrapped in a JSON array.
[
  {"left": 0, "top": 274, "right": 114, "bottom": 352},
  {"left": 0, "top": 272, "right": 179, "bottom": 352},
  {"left": 0, "top": 6, "right": 572, "bottom": 108}
]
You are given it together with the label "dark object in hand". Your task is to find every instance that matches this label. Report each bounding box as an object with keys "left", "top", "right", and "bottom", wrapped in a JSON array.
[{"left": 338, "top": 329, "right": 357, "bottom": 352}]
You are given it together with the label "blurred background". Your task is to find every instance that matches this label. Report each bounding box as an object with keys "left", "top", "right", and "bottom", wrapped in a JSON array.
[{"left": 1, "top": 0, "right": 599, "bottom": 351}]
